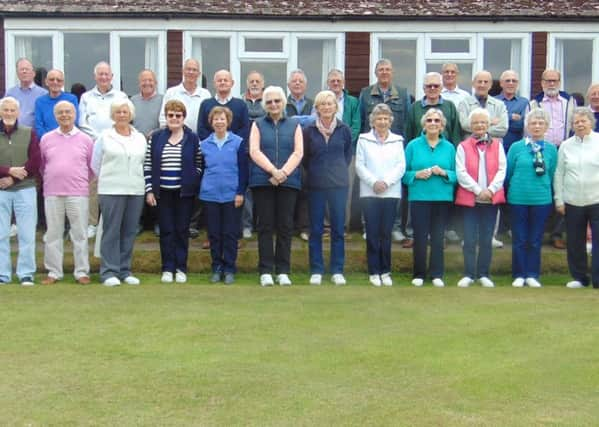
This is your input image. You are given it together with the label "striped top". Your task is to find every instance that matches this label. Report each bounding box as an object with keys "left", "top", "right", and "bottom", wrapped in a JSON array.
[{"left": 144, "top": 140, "right": 203, "bottom": 192}]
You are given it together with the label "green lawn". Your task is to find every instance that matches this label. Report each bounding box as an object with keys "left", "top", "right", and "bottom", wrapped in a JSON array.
[{"left": 2, "top": 275, "right": 599, "bottom": 426}]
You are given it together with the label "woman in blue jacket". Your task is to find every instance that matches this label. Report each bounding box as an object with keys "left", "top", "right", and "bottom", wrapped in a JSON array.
[
  {"left": 303, "top": 90, "right": 353, "bottom": 286},
  {"left": 200, "top": 106, "right": 248, "bottom": 285}
]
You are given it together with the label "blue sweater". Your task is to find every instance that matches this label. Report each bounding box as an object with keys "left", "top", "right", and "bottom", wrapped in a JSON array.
[
  {"left": 302, "top": 121, "right": 352, "bottom": 190},
  {"left": 199, "top": 131, "right": 248, "bottom": 203},
  {"left": 35, "top": 92, "right": 79, "bottom": 137},
  {"left": 197, "top": 97, "right": 250, "bottom": 144}
]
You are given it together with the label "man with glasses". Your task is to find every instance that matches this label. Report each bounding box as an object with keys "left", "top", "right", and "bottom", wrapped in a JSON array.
[
  {"left": 35, "top": 69, "right": 79, "bottom": 138},
  {"left": 5, "top": 58, "right": 47, "bottom": 128},
  {"left": 441, "top": 63, "right": 470, "bottom": 108},
  {"left": 496, "top": 70, "right": 529, "bottom": 153}
]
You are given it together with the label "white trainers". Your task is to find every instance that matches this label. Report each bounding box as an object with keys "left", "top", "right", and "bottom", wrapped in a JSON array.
[
  {"left": 432, "top": 278, "right": 445, "bottom": 288},
  {"left": 309, "top": 274, "right": 322, "bottom": 285},
  {"left": 161, "top": 271, "right": 173, "bottom": 283},
  {"left": 411, "top": 278, "right": 424, "bottom": 287},
  {"left": 123, "top": 275, "right": 140, "bottom": 285},
  {"left": 445, "top": 229, "right": 460, "bottom": 242},
  {"left": 512, "top": 277, "right": 525, "bottom": 288},
  {"left": 586, "top": 242, "right": 592, "bottom": 254},
  {"left": 87, "top": 224, "right": 97, "bottom": 239},
  {"left": 392, "top": 230, "right": 405, "bottom": 242},
  {"left": 362, "top": 232, "right": 367, "bottom": 240},
  {"left": 491, "top": 237, "right": 504, "bottom": 248},
  {"left": 9, "top": 224, "right": 18, "bottom": 237},
  {"left": 175, "top": 270, "right": 187, "bottom": 283},
  {"left": 369, "top": 275, "right": 382, "bottom": 287},
  {"left": 525, "top": 277, "right": 542, "bottom": 288},
  {"left": 479, "top": 277, "right": 495, "bottom": 288},
  {"left": 299, "top": 232, "right": 309, "bottom": 241},
  {"left": 566, "top": 280, "right": 584, "bottom": 289},
  {"left": 103, "top": 277, "right": 121, "bottom": 287},
  {"left": 260, "top": 274, "right": 274, "bottom": 287},
  {"left": 331, "top": 274, "right": 346, "bottom": 286},
  {"left": 277, "top": 274, "right": 292, "bottom": 286},
  {"left": 380, "top": 273, "right": 393, "bottom": 286},
  {"left": 242, "top": 228, "right": 252, "bottom": 239},
  {"left": 457, "top": 276, "right": 474, "bottom": 288}
]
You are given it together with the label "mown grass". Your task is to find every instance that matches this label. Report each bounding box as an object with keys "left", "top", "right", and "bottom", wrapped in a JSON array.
[{"left": 2, "top": 274, "right": 599, "bottom": 426}]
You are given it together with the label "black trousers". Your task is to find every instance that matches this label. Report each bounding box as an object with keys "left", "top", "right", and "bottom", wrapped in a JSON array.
[{"left": 565, "top": 203, "right": 599, "bottom": 287}]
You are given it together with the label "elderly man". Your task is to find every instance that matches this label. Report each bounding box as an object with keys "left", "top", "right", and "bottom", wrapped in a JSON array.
[
  {"left": 496, "top": 70, "right": 530, "bottom": 152},
  {"left": 0, "top": 97, "right": 40, "bottom": 285},
  {"left": 159, "top": 58, "right": 210, "bottom": 132},
  {"left": 588, "top": 83, "right": 599, "bottom": 131},
  {"left": 441, "top": 63, "right": 470, "bottom": 108},
  {"left": 131, "top": 69, "right": 163, "bottom": 138},
  {"left": 286, "top": 69, "right": 314, "bottom": 117},
  {"left": 405, "top": 72, "right": 461, "bottom": 144},
  {"left": 244, "top": 71, "right": 266, "bottom": 122},
  {"left": 39, "top": 101, "right": 94, "bottom": 285},
  {"left": 78, "top": 61, "right": 127, "bottom": 238},
  {"left": 35, "top": 69, "right": 79, "bottom": 138},
  {"left": 5, "top": 58, "right": 47, "bottom": 128}
]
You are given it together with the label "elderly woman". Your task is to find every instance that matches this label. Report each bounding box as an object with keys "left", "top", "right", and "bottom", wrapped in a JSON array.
[
  {"left": 505, "top": 109, "right": 557, "bottom": 288},
  {"left": 200, "top": 106, "right": 248, "bottom": 285},
  {"left": 303, "top": 90, "right": 352, "bottom": 286},
  {"left": 554, "top": 107, "right": 599, "bottom": 289},
  {"left": 144, "top": 100, "right": 203, "bottom": 284},
  {"left": 455, "top": 108, "right": 506, "bottom": 288},
  {"left": 249, "top": 86, "right": 303, "bottom": 287},
  {"left": 92, "top": 99, "right": 147, "bottom": 287},
  {"left": 402, "top": 108, "right": 456, "bottom": 288},
  {"left": 356, "top": 103, "right": 405, "bottom": 287}
]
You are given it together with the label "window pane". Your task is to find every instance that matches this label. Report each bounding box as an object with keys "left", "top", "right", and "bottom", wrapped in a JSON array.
[
  {"left": 431, "top": 39, "right": 470, "bottom": 53},
  {"left": 427, "top": 62, "right": 473, "bottom": 92},
  {"left": 14, "top": 36, "right": 53, "bottom": 85},
  {"left": 240, "top": 62, "right": 286, "bottom": 94},
  {"left": 556, "top": 39, "right": 593, "bottom": 97},
  {"left": 297, "top": 39, "right": 336, "bottom": 99},
  {"left": 245, "top": 38, "right": 283, "bottom": 53},
  {"left": 192, "top": 37, "right": 230, "bottom": 90},
  {"left": 483, "top": 39, "right": 521, "bottom": 83},
  {"left": 120, "top": 37, "right": 158, "bottom": 96},
  {"left": 64, "top": 33, "right": 109, "bottom": 93},
  {"left": 380, "top": 39, "right": 417, "bottom": 96}
]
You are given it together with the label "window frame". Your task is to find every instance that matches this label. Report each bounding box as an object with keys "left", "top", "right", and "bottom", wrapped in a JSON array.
[{"left": 547, "top": 32, "right": 599, "bottom": 93}]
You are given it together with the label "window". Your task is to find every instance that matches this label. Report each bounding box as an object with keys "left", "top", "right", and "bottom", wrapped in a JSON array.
[
  {"left": 119, "top": 36, "right": 160, "bottom": 96},
  {"left": 550, "top": 36, "right": 595, "bottom": 97},
  {"left": 297, "top": 39, "right": 337, "bottom": 98},
  {"left": 13, "top": 35, "right": 53, "bottom": 82},
  {"left": 191, "top": 36, "right": 231, "bottom": 90},
  {"left": 64, "top": 33, "right": 110, "bottom": 92},
  {"left": 378, "top": 38, "right": 420, "bottom": 98}
]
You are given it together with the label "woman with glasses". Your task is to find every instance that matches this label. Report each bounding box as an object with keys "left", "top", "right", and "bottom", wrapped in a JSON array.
[
  {"left": 403, "top": 108, "right": 456, "bottom": 288},
  {"left": 144, "top": 100, "right": 203, "bottom": 284},
  {"left": 248, "top": 86, "right": 303, "bottom": 287}
]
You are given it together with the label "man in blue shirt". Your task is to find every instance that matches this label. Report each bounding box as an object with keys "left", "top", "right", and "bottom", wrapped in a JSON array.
[
  {"left": 35, "top": 69, "right": 79, "bottom": 137},
  {"left": 5, "top": 58, "right": 47, "bottom": 127},
  {"left": 495, "top": 70, "right": 529, "bottom": 153}
]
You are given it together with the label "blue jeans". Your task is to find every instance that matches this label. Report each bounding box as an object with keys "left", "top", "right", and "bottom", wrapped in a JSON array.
[
  {"left": 462, "top": 203, "right": 498, "bottom": 279},
  {"left": 308, "top": 187, "right": 347, "bottom": 274},
  {"left": 510, "top": 204, "right": 552, "bottom": 279},
  {"left": 362, "top": 197, "right": 397, "bottom": 275},
  {"left": 0, "top": 186, "right": 37, "bottom": 281},
  {"left": 204, "top": 200, "right": 242, "bottom": 274},
  {"left": 410, "top": 201, "right": 449, "bottom": 279}
]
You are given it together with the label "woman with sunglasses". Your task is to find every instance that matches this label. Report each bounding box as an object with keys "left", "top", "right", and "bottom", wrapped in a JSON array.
[
  {"left": 403, "top": 108, "right": 456, "bottom": 288},
  {"left": 144, "top": 100, "right": 203, "bottom": 284},
  {"left": 248, "top": 86, "right": 303, "bottom": 287}
]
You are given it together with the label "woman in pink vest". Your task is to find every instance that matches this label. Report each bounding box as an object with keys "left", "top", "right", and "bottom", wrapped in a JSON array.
[{"left": 455, "top": 108, "right": 506, "bottom": 288}]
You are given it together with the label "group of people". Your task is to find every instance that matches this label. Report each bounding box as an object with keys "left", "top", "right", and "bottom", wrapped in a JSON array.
[{"left": 1, "top": 56, "right": 598, "bottom": 289}]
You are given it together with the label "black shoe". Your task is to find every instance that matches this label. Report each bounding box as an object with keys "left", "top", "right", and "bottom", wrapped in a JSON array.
[
  {"left": 20, "top": 276, "right": 34, "bottom": 286},
  {"left": 153, "top": 224, "right": 160, "bottom": 236},
  {"left": 224, "top": 273, "right": 235, "bottom": 285}
]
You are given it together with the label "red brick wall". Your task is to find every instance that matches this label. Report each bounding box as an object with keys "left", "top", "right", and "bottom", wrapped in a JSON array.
[
  {"left": 167, "top": 30, "right": 183, "bottom": 87},
  {"left": 345, "top": 32, "right": 370, "bottom": 97},
  {"left": 531, "top": 32, "right": 548, "bottom": 97},
  {"left": 0, "top": 18, "right": 5, "bottom": 95}
]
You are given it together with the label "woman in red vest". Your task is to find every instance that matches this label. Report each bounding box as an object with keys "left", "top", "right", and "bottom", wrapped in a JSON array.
[{"left": 455, "top": 108, "right": 506, "bottom": 288}]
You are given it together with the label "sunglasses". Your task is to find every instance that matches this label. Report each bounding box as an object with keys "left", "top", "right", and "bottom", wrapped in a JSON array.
[
  {"left": 167, "top": 112, "right": 184, "bottom": 119},
  {"left": 265, "top": 99, "right": 282, "bottom": 105},
  {"left": 424, "top": 84, "right": 441, "bottom": 89},
  {"left": 503, "top": 79, "right": 518, "bottom": 83},
  {"left": 426, "top": 118, "right": 441, "bottom": 123}
]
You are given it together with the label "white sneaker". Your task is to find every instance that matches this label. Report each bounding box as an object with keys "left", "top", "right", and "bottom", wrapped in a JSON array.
[
  {"left": 242, "top": 228, "right": 252, "bottom": 239},
  {"left": 9, "top": 224, "right": 17, "bottom": 238},
  {"left": 175, "top": 270, "right": 187, "bottom": 283},
  {"left": 369, "top": 275, "right": 382, "bottom": 287},
  {"left": 362, "top": 232, "right": 367, "bottom": 240},
  {"left": 161, "top": 271, "right": 173, "bottom": 283},
  {"left": 587, "top": 242, "right": 592, "bottom": 254},
  {"left": 331, "top": 274, "right": 346, "bottom": 286},
  {"left": 566, "top": 280, "right": 584, "bottom": 289},
  {"left": 432, "top": 278, "right": 445, "bottom": 288},
  {"left": 392, "top": 230, "right": 405, "bottom": 242},
  {"left": 512, "top": 278, "right": 525, "bottom": 288},
  {"left": 457, "top": 276, "right": 474, "bottom": 288},
  {"left": 479, "top": 277, "right": 495, "bottom": 288},
  {"left": 277, "top": 274, "right": 292, "bottom": 286},
  {"left": 445, "top": 229, "right": 460, "bottom": 242},
  {"left": 103, "top": 277, "right": 121, "bottom": 287},
  {"left": 123, "top": 275, "right": 140, "bottom": 285},
  {"left": 525, "top": 277, "right": 542, "bottom": 288},
  {"left": 381, "top": 273, "right": 393, "bottom": 286},
  {"left": 260, "top": 274, "right": 274, "bottom": 287},
  {"left": 87, "top": 225, "right": 97, "bottom": 239},
  {"left": 299, "top": 232, "right": 309, "bottom": 241},
  {"left": 309, "top": 274, "right": 322, "bottom": 285},
  {"left": 492, "top": 237, "right": 504, "bottom": 248},
  {"left": 411, "top": 278, "right": 424, "bottom": 287}
]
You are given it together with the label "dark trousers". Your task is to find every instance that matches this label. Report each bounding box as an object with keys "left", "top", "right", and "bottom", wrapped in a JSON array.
[
  {"left": 253, "top": 186, "right": 298, "bottom": 274},
  {"left": 565, "top": 203, "right": 599, "bottom": 287},
  {"left": 309, "top": 187, "right": 347, "bottom": 274},
  {"left": 410, "top": 201, "right": 450, "bottom": 279},
  {"left": 462, "top": 203, "right": 498, "bottom": 279},
  {"left": 510, "top": 204, "right": 552, "bottom": 279},
  {"left": 362, "top": 197, "right": 397, "bottom": 275},
  {"left": 204, "top": 201, "right": 242, "bottom": 274},
  {"left": 158, "top": 190, "right": 194, "bottom": 273}
]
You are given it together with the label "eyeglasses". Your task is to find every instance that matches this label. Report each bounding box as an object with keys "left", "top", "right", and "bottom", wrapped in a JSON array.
[
  {"left": 426, "top": 118, "right": 441, "bottom": 123},
  {"left": 424, "top": 84, "right": 441, "bottom": 89},
  {"left": 503, "top": 79, "right": 518, "bottom": 83},
  {"left": 47, "top": 77, "right": 64, "bottom": 82},
  {"left": 265, "top": 99, "right": 282, "bottom": 105},
  {"left": 167, "top": 112, "right": 184, "bottom": 119},
  {"left": 543, "top": 79, "right": 560, "bottom": 84}
]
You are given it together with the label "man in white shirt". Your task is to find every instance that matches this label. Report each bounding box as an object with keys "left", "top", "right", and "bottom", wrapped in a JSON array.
[{"left": 441, "top": 63, "right": 470, "bottom": 108}]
